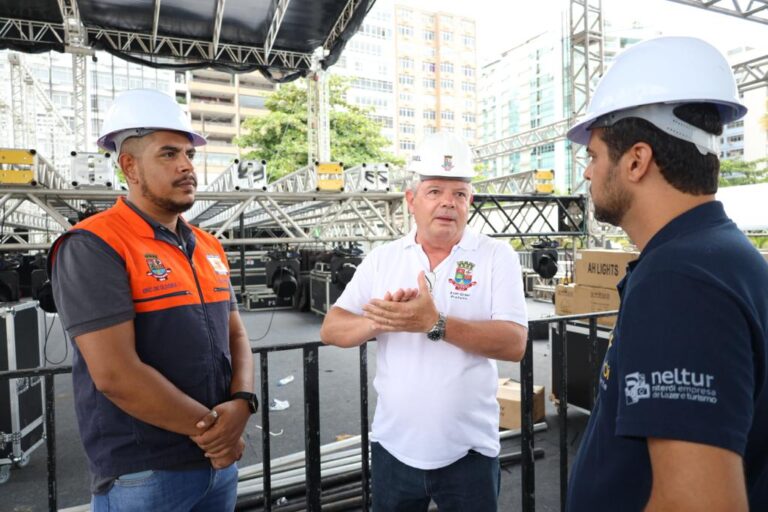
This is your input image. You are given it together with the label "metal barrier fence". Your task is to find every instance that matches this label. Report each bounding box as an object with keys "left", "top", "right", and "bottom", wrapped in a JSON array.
[{"left": 0, "top": 311, "right": 617, "bottom": 512}]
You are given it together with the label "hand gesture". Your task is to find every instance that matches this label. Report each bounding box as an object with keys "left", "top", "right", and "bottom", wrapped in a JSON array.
[{"left": 362, "top": 271, "right": 438, "bottom": 333}]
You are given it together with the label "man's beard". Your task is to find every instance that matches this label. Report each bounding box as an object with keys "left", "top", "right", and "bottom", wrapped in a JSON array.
[
  {"left": 140, "top": 177, "right": 195, "bottom": 214},
  {"left": 592, "top": 163, "right": 631, "bottom": 227}
]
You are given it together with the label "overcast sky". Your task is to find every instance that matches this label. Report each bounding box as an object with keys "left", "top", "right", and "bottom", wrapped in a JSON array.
[{"left": 413, "top": 0, "right": 768, "bottom": 66}]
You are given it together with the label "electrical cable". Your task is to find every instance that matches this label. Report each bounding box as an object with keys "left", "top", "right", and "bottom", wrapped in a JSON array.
[{"left": 43, "top": 313, "right": 69, "bottom": 366}]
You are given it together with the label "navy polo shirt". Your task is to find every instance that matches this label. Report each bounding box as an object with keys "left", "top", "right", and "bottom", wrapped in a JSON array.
[{"left": 567, "top": 201, "right": 768, "bottom": 511}]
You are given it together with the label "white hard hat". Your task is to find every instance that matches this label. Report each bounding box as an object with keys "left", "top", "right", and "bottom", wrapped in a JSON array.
[
  {"left": 409, "top": 132, "right": 475, "bottom": 181},
  {"left": 567, "top": 36, "right": 747, "bottom": 153},
  {"left": 97, "top": 89, "right": 206, "bottom": 152}
]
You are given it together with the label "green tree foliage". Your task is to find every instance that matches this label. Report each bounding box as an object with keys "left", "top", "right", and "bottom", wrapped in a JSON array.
[
  {"left": 236, "top": 75, "right": 403, "bottom": 181},
  {"left": 719, "top": 157, "right": 768, "bottom": 187}
]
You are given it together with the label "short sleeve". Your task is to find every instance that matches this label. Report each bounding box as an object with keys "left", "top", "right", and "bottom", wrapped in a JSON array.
[
  {"left": 615, "top": 271, "right": 754, "bottom": 455},
  {"left": 52, "top": 232, "right": 136, "bottom": 338},
  {"left": 490, "top": 243, "right": 528, "bottom": 326},
  {"left": 229, "top": 282, "right": 237, "bottom": 311},
  {"left": 332, "top": 250, "right": 376, "bottom": 315}
]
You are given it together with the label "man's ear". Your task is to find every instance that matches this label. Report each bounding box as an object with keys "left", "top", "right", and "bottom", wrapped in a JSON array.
[
  {"left": 119, "top": 153, "right": 139, "bottom": 184},
  {"left": 625, "top": 141, "right": 653, "bottom": 183},
  {"left": 405, "top": 188, "right": 415, "bottom": 214}
]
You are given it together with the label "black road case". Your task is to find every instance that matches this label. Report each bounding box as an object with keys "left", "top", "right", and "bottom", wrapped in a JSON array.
[{"left": 0, "top": 301, "right": 45, "bottom": 484}]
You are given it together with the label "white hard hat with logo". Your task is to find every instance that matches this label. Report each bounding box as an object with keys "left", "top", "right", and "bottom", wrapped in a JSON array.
[
  {"left": 409, "top": 132, "right": 475, "bottom": 181},
  {"left": 567, "top": 36, "right": 747, "bottom": 155},
  {"left": 97, "top": 89, "right": 206, "bottom": 153}
]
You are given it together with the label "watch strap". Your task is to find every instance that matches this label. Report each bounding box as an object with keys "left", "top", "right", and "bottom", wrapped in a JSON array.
[{"left": 231, "top": 391, "right": 259, "bottom": 414}]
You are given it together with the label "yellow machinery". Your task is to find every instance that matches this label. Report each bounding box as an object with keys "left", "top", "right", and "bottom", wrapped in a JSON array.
[
  {"left": 315, "top": 162, "right": 344, "bottom": 191},
  {"left": 534, "top": 169, "right": 555, "bottom": 194},
  {"left": 0, "top": 149, "right": 36, "bottom": 185}
]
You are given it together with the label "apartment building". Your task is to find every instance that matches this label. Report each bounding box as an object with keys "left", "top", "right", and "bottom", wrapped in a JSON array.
[
  {"left": 331, "top": 0, "right": 478, "bottom": 160},
  {"left": 174, "top": 69, "right": 276, "bottom": 183}
]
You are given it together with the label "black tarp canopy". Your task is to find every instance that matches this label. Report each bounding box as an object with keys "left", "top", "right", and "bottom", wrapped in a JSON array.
[{"left": 0, "top": 0, "right": 375, "bottom": 81}]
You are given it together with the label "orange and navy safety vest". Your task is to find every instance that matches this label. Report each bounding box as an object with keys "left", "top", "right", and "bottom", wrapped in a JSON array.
[{"left": 49, "top": 197, "right": 234, "bottom": 477}]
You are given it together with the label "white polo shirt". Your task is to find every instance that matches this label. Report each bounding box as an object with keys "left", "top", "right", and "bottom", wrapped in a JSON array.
[{"left": 334, "top": 227, "right": 528, "bottom": 469}]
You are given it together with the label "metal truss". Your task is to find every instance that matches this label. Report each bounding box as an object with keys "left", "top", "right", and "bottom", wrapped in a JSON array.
[
  {"left": 0, "top": 187, "right": 590, "bottom": 250},
  {"left": 468, "top": 194, "right": 587, "bottom": 238},
  {"left": 568, "top": 0, "right": 604, "bottom": 194},
  {"left": 472, "top": 120, "right": 570, "bottom": 161},
  {"left": 0, "top": 17, "right": 312, "bottom": 69},
  {"left": 265, "top": 0, "right": 292, "bottom": 58},
  {"left": 472, "top": 171, "right": 538, "bottom": 195},
  {"left": 666, "top": 0, "right": 768, "bottom": 24},
  {"left": 324, "top": 0, "right": 364, "bottom": 52},
  {"left": 5, "top": 53, "right": 76, "bottom": 174},
  {"left": 733, "top": 53, "right": 768, "bottom": 92}
]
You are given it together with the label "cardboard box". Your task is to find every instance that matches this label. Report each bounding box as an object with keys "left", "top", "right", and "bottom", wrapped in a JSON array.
[
  {"left": 574, "top": 249, "right": 638, "bottom": 289},
  {"left": 555, "top": 283, "right": 620, "bottom": 326},
  {"left": 497, "top": 378, "right": 545, "bottom": 430}
]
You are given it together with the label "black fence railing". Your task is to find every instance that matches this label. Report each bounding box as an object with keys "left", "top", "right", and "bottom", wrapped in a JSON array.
[{"left": 0, "top": 311, "right": 617, "bottom": 512}]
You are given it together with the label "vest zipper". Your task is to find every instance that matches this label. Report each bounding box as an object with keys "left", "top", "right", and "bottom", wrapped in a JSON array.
[
  {"left": 134, "top": 290, "right": 192, "bottom": 303},
  {"left": 186, "top": 252, "right": 219, "bottom": 399}
]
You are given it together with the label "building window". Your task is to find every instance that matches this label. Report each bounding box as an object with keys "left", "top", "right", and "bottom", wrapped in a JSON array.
[
  {"left": 464, "top": 128, "right": 474, "bottom": 139},
  {"left": 399, "top": 92, "right": 413, "bottom": 102},
  {"left": 401, "top": 123, "right": 415, "bottom": 134},
  {"left": 441, "top": 30, "right": 453, "bottom": 42},
  {"left": 424, "top": 30, "right": 435, "bottom": 41},
  {"left": 461, "top": 81, "right": 475, "bottom": 92},
  {"left": 369, "top": 115, "right": 394, "bottom": 128},
  {"left": 399, "top": 56, "right": 413, "bottom": 69},
  {"left": 398, "top": 24, "right": 413, "bottom": 37},
  {"left": 399, "top": 74, "right": 414, "bottom": 86},
  {"left": 463, "top": 35, "right": 475, "bottom": 47},
  {"left": 728, "top": 135, "right": 744, "bottom": 143},
  {"left": 423, "top": 14, "right": 435, "bottom": 24},
  {"left": 425, "top": 125, "right": 437, "bottom": 134},
  {"left": 463, "top": 112, "right": 475, "bottom": 123},
  {"left": 422, "top": 61, "right": 436, "bottom": 73},
  {"left": 400, "top": 140, "right": 416, "bottom": 150},
  {"left": 353, "top": 77, "right": 394, "bottom": 92},
  {"left": 462, "top": 65, "right": 474, "bottom": 77},
  {"left": 441, "top": 110, "right": 454, "bottom": 121},
  {"left": 441, "top": 79, "right": 454, "bottom": 89},
  {"left": 423, "top": 78, "right": 436, "bottom": 88},
  {"left": 424, "top": 109, "right": 436, "bottom": 120},
  {"left": 440, "top": 62, "right": 454, "bottom": 73},
  {"left": 399, "top": 107, "right": 415, "bottom": 118}
]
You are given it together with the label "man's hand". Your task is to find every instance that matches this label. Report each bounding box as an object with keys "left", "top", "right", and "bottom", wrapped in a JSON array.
[
  {"left": 209, "top": 437, "right": 245, "bottom": 469},
  {"left": 383, "top": 287, "right": 419, "bottom": 302},
  {"left": 362, "top": 271, "right": 438, "bottom": 333},
  {"left": 191, "top": 400, "right": 250, "bottom": 462}
]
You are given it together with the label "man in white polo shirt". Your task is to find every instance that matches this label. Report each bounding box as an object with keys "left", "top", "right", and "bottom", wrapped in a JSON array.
[{"left": 320, "top": 132, "right": 528, "bottom": 511}]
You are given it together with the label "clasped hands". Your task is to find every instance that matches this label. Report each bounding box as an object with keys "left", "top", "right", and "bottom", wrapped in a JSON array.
[
  {"left": 362, "top": 270, "right": 439, "bottom": 334},
  {"left": 191, "top": 399, "right": 251, "bottom": 469}
]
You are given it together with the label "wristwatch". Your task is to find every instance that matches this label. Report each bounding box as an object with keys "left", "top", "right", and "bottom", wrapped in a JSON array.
[
  {"left": 426, "top": 312, "right": 447, "bottom": 341},
  {"left": 231, "top": 391, "right": 259, "bottom": 414}
]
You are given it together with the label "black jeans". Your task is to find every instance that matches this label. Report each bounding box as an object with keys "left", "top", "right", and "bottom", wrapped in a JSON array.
[{"left": 371, "top": 442, "right": 500, "bottom": 511}]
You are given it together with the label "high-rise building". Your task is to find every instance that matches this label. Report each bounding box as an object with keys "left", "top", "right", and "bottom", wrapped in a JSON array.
[
  {"left": 331, "top": 0, "right": 478, "bottom": 160},
  {"left": 478, "top": 20, "right": 656, "bottom": 191},
  {"left": 174, "top": 69, "right": 276, "bottom": 183}
]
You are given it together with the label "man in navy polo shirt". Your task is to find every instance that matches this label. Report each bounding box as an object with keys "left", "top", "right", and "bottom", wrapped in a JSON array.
[{"left": 565, "top": 37, "right": 768, "bottom": 511}]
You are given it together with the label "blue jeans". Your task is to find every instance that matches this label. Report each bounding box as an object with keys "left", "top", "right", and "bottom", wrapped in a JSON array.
[
  {"left": 91, "top": 464, "right": 238, "bottom": 512},
  {"left": 371, "top": 442, "right": 500, "bottom": 512}
]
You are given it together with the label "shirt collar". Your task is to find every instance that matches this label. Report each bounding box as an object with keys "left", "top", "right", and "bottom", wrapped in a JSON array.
[
  {"left": 403, "top": 226, "right": 480, "bottom": 251},
  {"left": 640, "top": 201, "right": 729, "bottom": 260},
  {"left": 120, "top": 197, "right": 194, "bottom": 244}
]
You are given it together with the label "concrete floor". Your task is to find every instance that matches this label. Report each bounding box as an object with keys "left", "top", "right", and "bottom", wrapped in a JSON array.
[{"left": 1, "top": 301, "right": 592, "bottom": 512}]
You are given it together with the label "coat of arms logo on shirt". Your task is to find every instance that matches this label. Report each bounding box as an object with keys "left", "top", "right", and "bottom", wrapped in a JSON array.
[
  {"left": 449, "top": 260, "right": 477, "bottom": 291},
  {"left": 442, "top": 155, "right": 454, "bottom": 172},
  {"left": 145, "top": 254, "right": 172, "bottom": 281}
]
